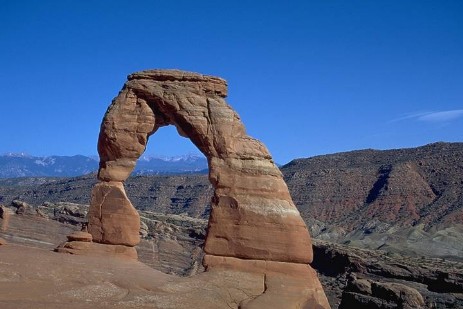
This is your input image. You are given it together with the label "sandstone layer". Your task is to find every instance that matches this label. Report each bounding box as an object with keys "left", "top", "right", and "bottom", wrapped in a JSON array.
[
  {"left": 90, "top": 69, "right": 313, "bottom": 264},
  {"left": 88, "top": 181, "right": 140, "bottom": 246},
  {"left": 2, "top": 203, "right": 462, "bottom": 308},
  {"left": 82, "top": 69, "right": 328, "bottom": 307}
]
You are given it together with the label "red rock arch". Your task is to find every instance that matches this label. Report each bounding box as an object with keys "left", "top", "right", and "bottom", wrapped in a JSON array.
[{"left": 88, "top": 69, "right": 313, "bottom": 264}]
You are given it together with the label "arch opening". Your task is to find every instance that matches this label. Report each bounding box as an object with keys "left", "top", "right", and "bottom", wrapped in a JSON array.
[{"left": 132, "top": 125, "right": 207, "bottom": 177}]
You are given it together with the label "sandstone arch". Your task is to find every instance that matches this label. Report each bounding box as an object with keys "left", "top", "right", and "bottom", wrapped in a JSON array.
[
  {"left": 86, "top": 70, "right": 329, "bottom": 307},
  {"left": 88, "top": 69, "right": 314, "bottom": 263},
  {"left": 55, "top": 70, "right": 330, "bottom": 309},
  {"left": 85, "top": 70, "right": 329, "bottom": 308}
]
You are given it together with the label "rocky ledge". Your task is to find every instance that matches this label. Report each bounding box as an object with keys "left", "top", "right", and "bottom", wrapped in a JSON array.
[{"left": 1, "top": 201, "right": 462, "bottom": 308}]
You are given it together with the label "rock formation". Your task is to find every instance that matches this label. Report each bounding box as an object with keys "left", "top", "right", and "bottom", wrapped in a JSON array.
[
  {"left": 0, "top": 205, "right": 10, "bottom": 232},
  {"left": 84, "top": 69, "right": 329, "bottom": 307},
  {"left": 3, "top": 200, "right": 463, "bottom": 307},
  {"left": 312, "top": 239, "right": 463, "bottom": 308},
  {"left": 340, "top": 278, "right": 425, "bottom": 309}
]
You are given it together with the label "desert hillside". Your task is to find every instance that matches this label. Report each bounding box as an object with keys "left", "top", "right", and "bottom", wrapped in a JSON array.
[
  {"left": 1, "top": 142, "right": 462, "bottom": 260},
  {"left": 284, "top": 142, "right": 463, "bottom": 230}
]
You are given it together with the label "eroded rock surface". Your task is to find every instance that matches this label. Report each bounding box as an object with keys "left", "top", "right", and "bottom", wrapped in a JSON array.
[
  {"left": 2, "top": 203, "right": 463, "bottom": 308},
  {"left": 88, "top": 181, "right": 140, "bottom": 246},
  {"left": 90, "top": 69, "right": 313, "bottom": 263},
  {"left": 81, "top": 69, "right": 328, "bottom": 307},
  {"left": 313, "top": 240, "right": 463, "bottom": 308}
]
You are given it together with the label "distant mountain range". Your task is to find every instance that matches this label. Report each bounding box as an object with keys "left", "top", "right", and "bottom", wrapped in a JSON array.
[{"left": 0, "top": 153, "right": 208, "bottom": 178}]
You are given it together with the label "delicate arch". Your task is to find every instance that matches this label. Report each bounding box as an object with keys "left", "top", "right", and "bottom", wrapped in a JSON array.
[{"left": 88, "top": 69, "right": 313, "bottom": 264}]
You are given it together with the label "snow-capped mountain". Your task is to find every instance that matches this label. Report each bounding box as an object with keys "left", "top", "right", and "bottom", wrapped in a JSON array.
[
  {"left": 0, "top": 155, "right": 98, "bottom": 178},
  {"left": 0, "top": 153, "right": 208, "bottom": 178},
  {"left": 3, "top": 152, "right": 32, "bottom": 158},
  {"left": 133, "top": 154, "right": 207, "bottom": 175},
  {"left": 139, "top": 153, "right": 204, "bottom": 163}
]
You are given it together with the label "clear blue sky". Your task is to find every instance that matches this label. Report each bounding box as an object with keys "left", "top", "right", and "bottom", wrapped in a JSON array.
[{"left": 1, "top": 1, "right": 462, "bottom": 164}]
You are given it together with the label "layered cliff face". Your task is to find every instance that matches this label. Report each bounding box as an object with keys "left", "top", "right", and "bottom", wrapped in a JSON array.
[
  {"left": 283, "top": 142, "right": 463, "bottom": 230},
  {"left": 281, "top": 142, "right": 463, "bottom": 260},
  {"left": 1, "top": 143, "right": 462, "bottom": 260}
]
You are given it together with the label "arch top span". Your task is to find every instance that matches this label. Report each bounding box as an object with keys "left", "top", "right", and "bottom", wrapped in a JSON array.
[
  {"left": 88, "top": 69, "right": 314, "bottom": 264},
  {"left": 127, "top": 69, "right": 228, "bottom": 98}
]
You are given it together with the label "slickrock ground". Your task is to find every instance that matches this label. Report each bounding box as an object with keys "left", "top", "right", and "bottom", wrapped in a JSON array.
[
  {"left": 2, "top": 206, "right": 463, "bottom": 308},
  {"left": 1, "top": 243, "right": 288, "bottom": 309},
  {"left": 0, "top": 211, "right": 327, "bottom": 309}
]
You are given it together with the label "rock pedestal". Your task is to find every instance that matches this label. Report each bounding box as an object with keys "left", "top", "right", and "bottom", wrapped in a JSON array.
[
  {"left": 87, "top": 182, "right": 140, "bottom": 246},
  {"left": 65, "top": 69, "right": 329, "bottom": 308},
  {"left": 55, "top": 240, "right": 138, "bottom": 260},
  {"left": 66, "top": 231, "right": 93, "bottom": 242}
]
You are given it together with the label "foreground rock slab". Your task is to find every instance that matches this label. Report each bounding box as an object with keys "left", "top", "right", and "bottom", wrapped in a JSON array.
[
  {"left": 55, "top": 240, "right": 138, "bottom": 260},
  {"left": 0, "top": 244, "right": 325, "bottom": 309},
  {"left": 4, "top": 204, "right": 463, "bottom": 308}
]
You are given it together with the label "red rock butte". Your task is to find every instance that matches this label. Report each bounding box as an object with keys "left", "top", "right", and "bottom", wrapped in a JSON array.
[{"left": 82, "top": 69, "right": 328, "bottom": 307}]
